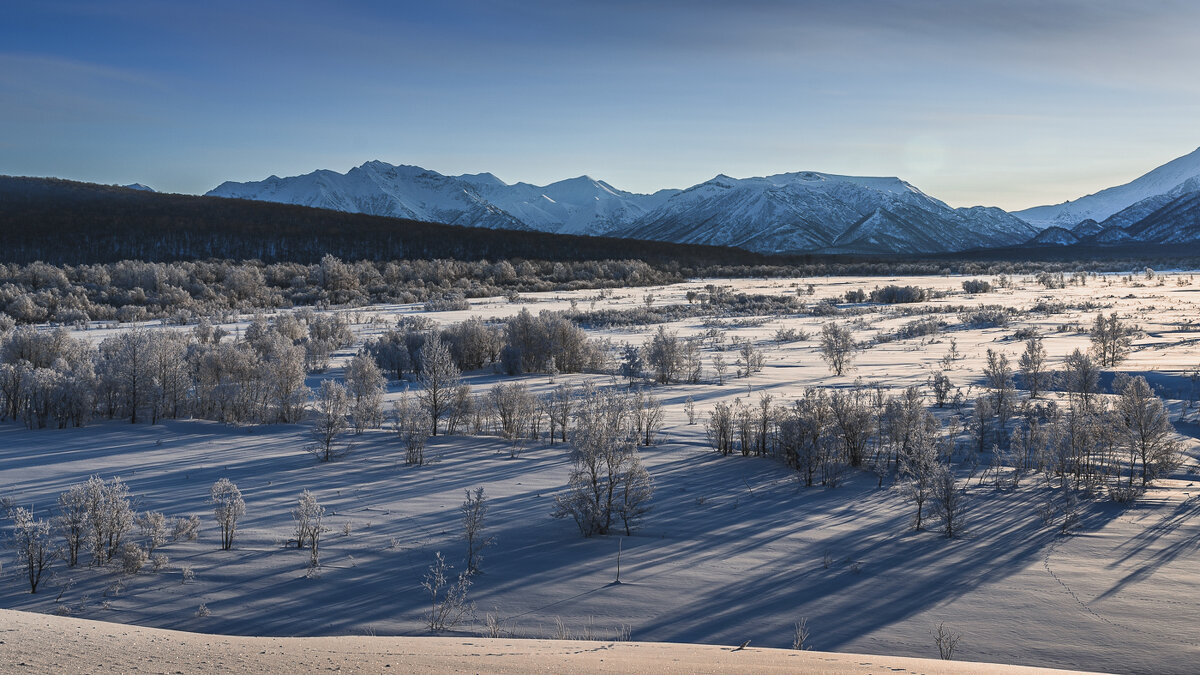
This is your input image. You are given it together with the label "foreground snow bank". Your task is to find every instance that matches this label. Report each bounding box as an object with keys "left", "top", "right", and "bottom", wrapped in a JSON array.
[{"left": 0, "top": 609, "right": 1103, "bottom": 675}]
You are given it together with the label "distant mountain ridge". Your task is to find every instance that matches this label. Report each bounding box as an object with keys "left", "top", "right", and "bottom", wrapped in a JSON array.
[
  {"left": 208, "top": 162, "right": 1036, "bottom": 255},
  {"left": 1014, "top": 147, "right": 1200, "bottom": 229}
]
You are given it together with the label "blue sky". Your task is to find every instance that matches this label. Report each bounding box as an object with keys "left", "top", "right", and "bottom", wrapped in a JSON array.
[{"left": 2, "top": 0, "right": 1198, "bottom": 209}]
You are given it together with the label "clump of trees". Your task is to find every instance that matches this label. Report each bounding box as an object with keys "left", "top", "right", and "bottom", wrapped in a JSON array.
[{"left": 553, "top": 385, "right": 655, "bottom": 536}]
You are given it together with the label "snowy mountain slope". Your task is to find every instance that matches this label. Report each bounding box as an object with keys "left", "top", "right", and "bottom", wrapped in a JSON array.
[
  {"left": 124, "top": 183, "right": 155, "bottom": 192},
  {"left": 1024, "top": 187, "right": 1200, "bottom": 248},
  {"left": 1014, "top": 147, "right": 1200, "bottom": 229},
  {"left": 209, "top": 162, "right": 1035, "bottom": 254},
  {"left": 209, "top": 162, "right": 674, "bottom": 237},
  {"left": 618, "top": 172, "right": 1036, "bottom": 254},
  {"left": 209, "top": 162, "right": 529, "bottom": 231},
  {"left": 1029, "top": 226, "right": 1080, "bottom": 246}
]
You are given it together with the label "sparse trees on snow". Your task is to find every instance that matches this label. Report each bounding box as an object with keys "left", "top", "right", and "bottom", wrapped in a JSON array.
[{"left": 1019, "top": 335, "right": 1048, "bottom": 398}]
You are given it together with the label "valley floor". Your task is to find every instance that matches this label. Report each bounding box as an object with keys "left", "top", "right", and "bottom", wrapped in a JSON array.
[{"left": 2, "top": 272, "right": 1199, "bottom": 674}]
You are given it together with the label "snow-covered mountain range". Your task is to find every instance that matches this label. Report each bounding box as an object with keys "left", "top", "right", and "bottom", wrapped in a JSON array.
[
  {"left": 206, "top": 148, "right": 1200, "bottom": 255},
  {"left": 1020, "top": 148, "right": 1200, "bottom": 248},
  {"left": 207, "top": 163, "right": 1035, "bottom": 254},
  {"left": 1014, "top": 147, "right": 1200, "bottom": 229}
]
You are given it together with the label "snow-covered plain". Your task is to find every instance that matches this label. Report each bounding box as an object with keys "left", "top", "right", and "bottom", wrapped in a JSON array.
[{"left": 2, "top": 272, "right": 1199, "bottom": 674}]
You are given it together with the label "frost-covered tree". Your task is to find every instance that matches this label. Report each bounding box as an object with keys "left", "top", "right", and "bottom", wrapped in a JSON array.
[
  {"left": 393, "top": 394, "right": 430, "bottom": 466},
  {"left": 1019, "top": 335, "right": 1048, "bottom": 399},
  {"left": 1063, "top": 348, "right": 1100, "bottom": 412},
  {"left": 418, "top": 335, "right": 461, "bottom": 436},
  {"left": 136, "top": 511, "right": 168, "bottom": 556},
  {"left": 82, "top": 476, "right": 134, "bottom": 564},
  {"left": 982, "top": 349, "right": 1017, "bottom": 437},
  {"left": 646, "top": 326, "right": 681, "bottom": 384},
  {"left": 1090, "top": 312, "right": 1136, "bottom": 368},
  {"left": 929, "top": 467, "right": 967, "bottom": 538},
  {"left": 736, "top": 340, "right": 764, "bottom": 377},
  {"left": 553, "top": 386, "right": 653, "bottom": 536},
  {"left": 818, "top": 323, "right": 856, "bottom": 376},
  {"left": 209, "top": 478, "right": 245, "bottom": 551},
  {"left": 310, "top": 380, "right": 352, "bottom": 462},
  {"left": 461, "top": 487, "right": 493, "bottom": 574},
  {"left": 620, "top": 344, "right": 644, "bottom": 387},
  {"left": 711, "top": 353, "right": 728, "bottom": 386},
  {"left": 899, "top": 410, "right": 943, "bottom": 531},
  {"left": 55, "top": 482, "right": 88, "bottom": 567},
  {"left": 1113, "top": 375, "right": 1180, "bottom": 488},
  {"left": 8, "top": 507, "right": 54, "bottom": 593},
  {"left": 345, "top": 352, "right": 386, "bottom": 433}
]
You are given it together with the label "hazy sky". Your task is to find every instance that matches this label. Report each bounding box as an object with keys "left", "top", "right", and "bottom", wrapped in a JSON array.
[{"left": 3, "top": 0, "right": 1199, "bottom": 209}]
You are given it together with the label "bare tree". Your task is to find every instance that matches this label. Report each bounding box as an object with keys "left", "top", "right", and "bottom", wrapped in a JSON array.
[
  {"left": 291, "top": 489, "right": 326, "bottom": 567},
  {"left": 8, "top": 507, "right": 53, "bottom": 593},
  {"left": 55, "top": 482, "right": 88, "bottom": 567},
  {"left": 418, "top": 336, "right": 462, "bottom": 435},
  {"left": 310, "top": 380, "right": 352, "bottom": 462},
  {"left": 1114, "top": 375, "right": 1181, "bottom": 488},
  {"left": 711, "top": 354, "right": 728, "bottom": 385},
  {"left": 1090, "top": 312, "right": 1136, "bottom": 367},
  {"left": 818, "top": 323, "right": 856, "bottom": 376},
  {"left": 1019, "top": 335, "right": 1047, "bottom": 398},
  {"left": 209, "top": 478, "right": 245, "bottom": 551},
  {"left": 1063, "top": 348, "right": 1100, "bottom": 412},
  {"left": 461, "top": 487, "right": 493, "bottom": 574},
  {"left": 646, "top": 326, "right": 681, "bottom": 384},
  {"left": 423, "top": 552, "right": 474, "bottom": 632},
  {"left": 553, "top": 387, "right": 652, "bottom": 536},
  {"left": 932, "top": 622, "right": 962, "bottom": 660},
  {"left": 393, "top": 394, "right": 430, "bottom": 466},
  {"left": 929, "top": 467, "right": 967, "bottom": 538}
]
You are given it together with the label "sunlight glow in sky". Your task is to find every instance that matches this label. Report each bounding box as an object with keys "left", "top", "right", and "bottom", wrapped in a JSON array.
[{"left": 3, "top": 0, "right": 1199, "bottom": 209}]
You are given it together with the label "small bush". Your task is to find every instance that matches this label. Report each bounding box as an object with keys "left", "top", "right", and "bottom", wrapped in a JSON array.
[
  {"left": 120, "top": 543, "right": 147, "bottom": 575},
  {"left": 844, "top": 289, "right": 867, "bottom": 303},
  {"left": 961, "top": 279, "right": 992, "bottom": 294}
]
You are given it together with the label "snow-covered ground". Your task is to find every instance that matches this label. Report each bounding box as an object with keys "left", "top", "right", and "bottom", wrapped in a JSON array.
[{"left": 2, "top": 271, "right": 1199, "bottom": 674}]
